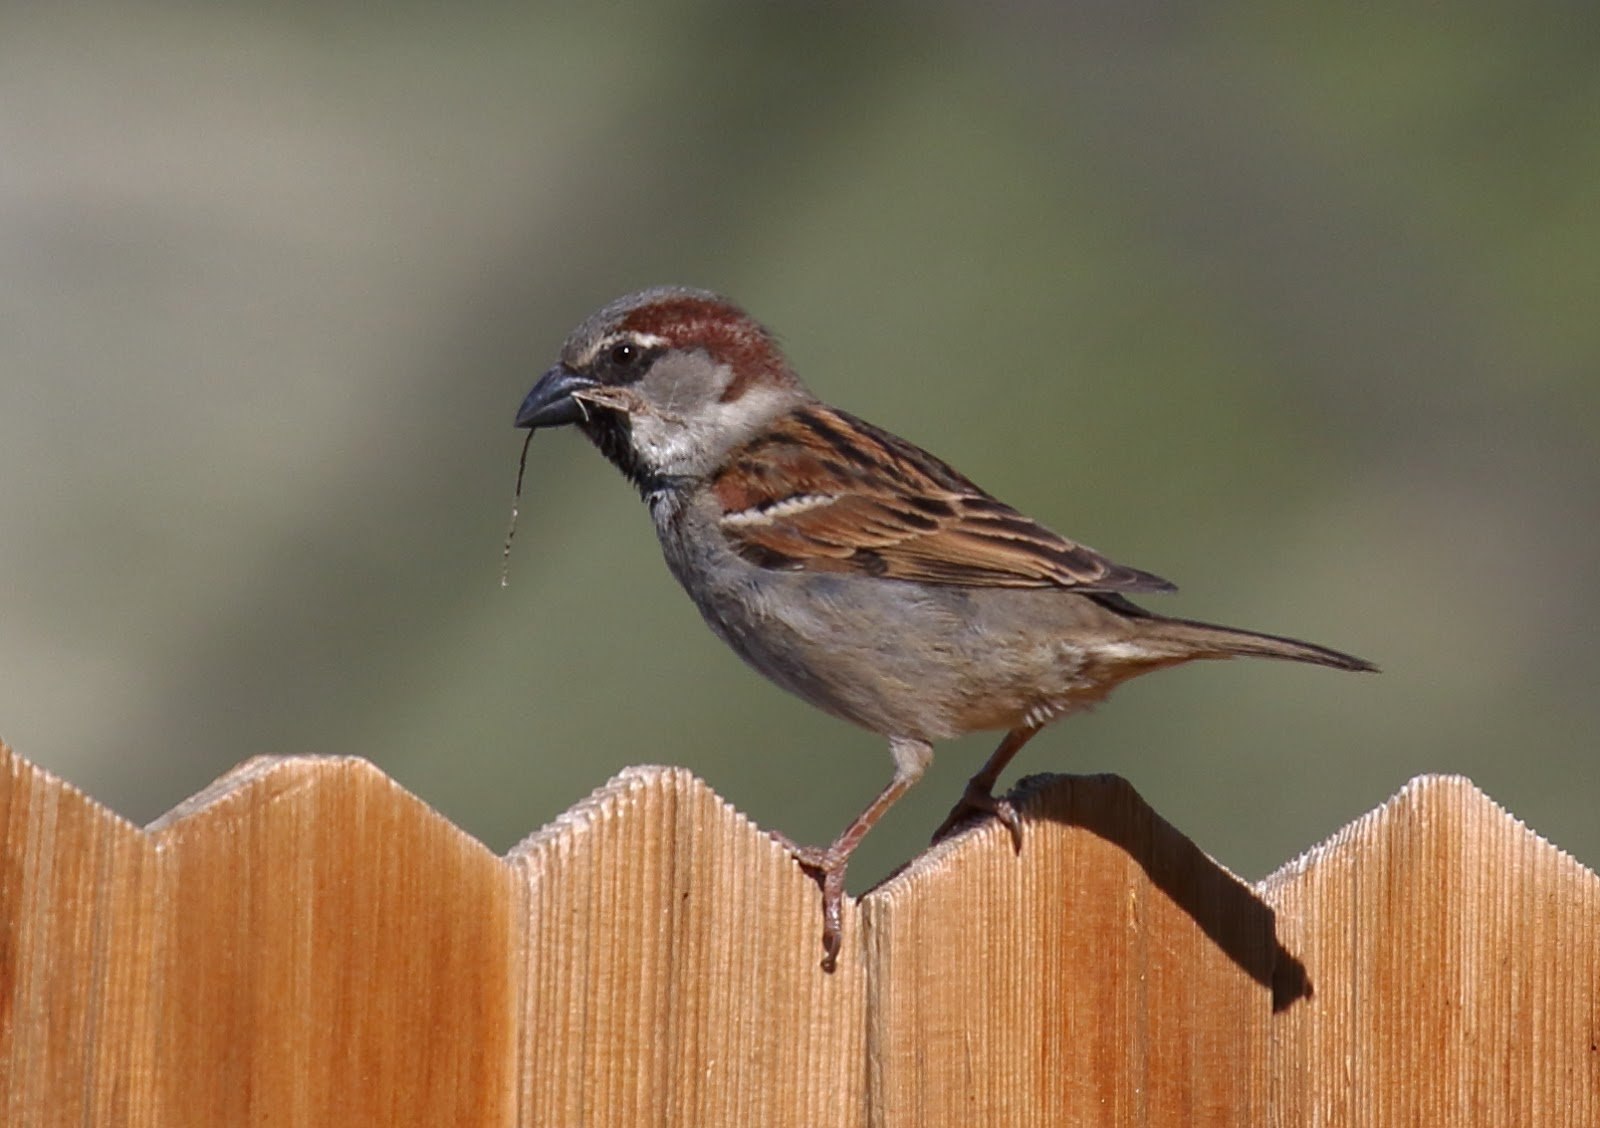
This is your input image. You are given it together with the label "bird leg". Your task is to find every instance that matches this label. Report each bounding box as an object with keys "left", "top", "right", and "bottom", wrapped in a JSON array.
[
  {"left": 930, "top": 725, "right": 1043, "bottom": 848},
  {"left": 777, "top": 737, "right": 932, "bottom": 972}
]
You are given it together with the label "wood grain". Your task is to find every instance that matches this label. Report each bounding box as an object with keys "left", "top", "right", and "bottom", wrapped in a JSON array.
[
  {"left": 3, "top": 745, "right": 1599, "bottom": 1124},
  {"left": 511, "top": 765, "right": 866, "bottom": 1128},
  {"left": 0, "top": 744, "right": 158, "bottom": 1126}
]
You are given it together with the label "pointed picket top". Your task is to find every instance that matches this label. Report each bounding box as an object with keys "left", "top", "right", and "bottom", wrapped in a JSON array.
[
  {"left": 509, "top": 764, "right": 867, "bottom": 1128},
  {"left": 145, "top": 753, "right": 470, "bottom": 848},
  {"left": 146, "top": 753, "right": 371, "bottom": 833},
  {"left": 0, "top": 741, "right": 160, "bottom": 1125},
  {"left": 510, "top": 763, "right": 704, "bottom": 852},
  {"left": 1, "top": 739, "right": 149, "bottom": 840},
  {"left": 1258, "top": 772, "right": 1588, "bottom": 892},
  {"left": 1260, "top": 773, "right": 1600, "bottom": 1126}
]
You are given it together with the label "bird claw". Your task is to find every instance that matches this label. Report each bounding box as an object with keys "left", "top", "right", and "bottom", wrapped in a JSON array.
[
  {"left": 931, "top": 784, "right": 1024, "bottom": 851},
  {"left": 769, "top": 833, "right": 849, "bottom": 972}
]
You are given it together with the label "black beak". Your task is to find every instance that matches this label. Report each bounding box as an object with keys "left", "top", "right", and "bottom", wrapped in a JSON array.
[{"left": 515, "top": 364, "right": 596, "bottom": 429}]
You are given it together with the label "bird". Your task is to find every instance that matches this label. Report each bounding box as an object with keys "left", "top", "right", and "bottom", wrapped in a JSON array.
[{"left": 514, "top": 286, "right": 1375, "bottom": 970}]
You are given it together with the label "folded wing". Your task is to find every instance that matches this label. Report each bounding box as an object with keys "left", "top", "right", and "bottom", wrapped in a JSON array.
[{"left": 710, "top": 406, "right": 1176, "bottom": 593}]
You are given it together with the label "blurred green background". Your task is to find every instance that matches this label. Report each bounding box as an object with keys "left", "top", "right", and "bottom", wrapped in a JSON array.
[{"left": 3, "top": 4, "right": 1596, "bottom": 892}]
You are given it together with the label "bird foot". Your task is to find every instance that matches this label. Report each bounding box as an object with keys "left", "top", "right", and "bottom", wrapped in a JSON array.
[
  {"left": 769, "top": 832, "right": 849, "bottom": 973},
  {"left": 931, "top": 783, "right": 1024, "bottom": 851}
]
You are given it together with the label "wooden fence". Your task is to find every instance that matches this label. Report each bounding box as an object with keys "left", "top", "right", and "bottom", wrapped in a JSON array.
[{"left": 2, "top": 739, "right": 1597, "bottom": 1125}]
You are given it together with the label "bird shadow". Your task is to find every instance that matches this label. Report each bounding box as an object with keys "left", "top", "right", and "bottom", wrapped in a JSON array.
[{"left": 982, "top": 772, "right": 1311, "bottom": 1013}]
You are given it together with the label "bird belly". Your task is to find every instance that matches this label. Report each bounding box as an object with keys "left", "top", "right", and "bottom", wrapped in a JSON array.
[{"left": 658, "top": 515, "right": 1123, "bottom": 740}]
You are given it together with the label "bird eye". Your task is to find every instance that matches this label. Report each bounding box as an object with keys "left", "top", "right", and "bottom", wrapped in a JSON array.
[{"left": 609, "top": 342, "right": 638, "bottom": 366}]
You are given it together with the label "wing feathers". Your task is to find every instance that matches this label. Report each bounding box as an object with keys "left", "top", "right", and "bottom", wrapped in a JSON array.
[{"left": 709, "top": 406, "right": 1176, "bottom": 594}]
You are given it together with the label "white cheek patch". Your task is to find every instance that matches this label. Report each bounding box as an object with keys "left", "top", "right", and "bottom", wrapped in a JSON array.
[{"left": 631, "top": 382, "right": 798, "bottom": 477}]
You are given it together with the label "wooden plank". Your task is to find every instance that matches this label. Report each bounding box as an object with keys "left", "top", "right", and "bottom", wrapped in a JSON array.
[
  {"left": 0, "top": 742, "right": 159, "bottom": 1127},
  {"left": 511, "top": 765, "right": 867, "bottom": 1127},
  {"left": 863, "top": 774, "right": 1278, "bottom": 1127},
  {"left": 1260, "top": 774, "right": 1600, "bottom": 1126},
  {"left": 146, "top": 756, "right": 520, "bottom": 1127}
]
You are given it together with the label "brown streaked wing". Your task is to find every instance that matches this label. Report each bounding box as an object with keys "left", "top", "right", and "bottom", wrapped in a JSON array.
[{"left": 709, "top": 407, "right": 1177, "bottom": 593}]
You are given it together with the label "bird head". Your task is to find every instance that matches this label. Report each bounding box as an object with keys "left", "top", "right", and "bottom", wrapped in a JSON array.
[{"left": 516, "top": 287, "right": 810, "bottom": 492}]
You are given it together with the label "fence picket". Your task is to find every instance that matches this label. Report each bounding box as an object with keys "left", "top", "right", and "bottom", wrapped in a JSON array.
[
  {"left": 510, "top": 766, "right": 866, "bottom": 1128},
  {"left": 1260, "top": 775, "right": 1600, "bottom": 1126},
  {"left": 146, "top": 756, "right": 520, "bottom": 1127}
]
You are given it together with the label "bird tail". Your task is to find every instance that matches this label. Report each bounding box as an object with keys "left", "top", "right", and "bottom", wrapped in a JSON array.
[{"left": 1144, "top": 615, "right": 1378, "bottom": 673}]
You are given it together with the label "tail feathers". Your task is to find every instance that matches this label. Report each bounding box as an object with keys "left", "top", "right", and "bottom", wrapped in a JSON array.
[{"left": 1148, "top": 616, "right": 1378, "bottom": 673}]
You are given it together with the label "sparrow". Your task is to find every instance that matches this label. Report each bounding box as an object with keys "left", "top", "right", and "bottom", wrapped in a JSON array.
[{"left": 515, "top": 286, "right": 1375, "bottom": 971}]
